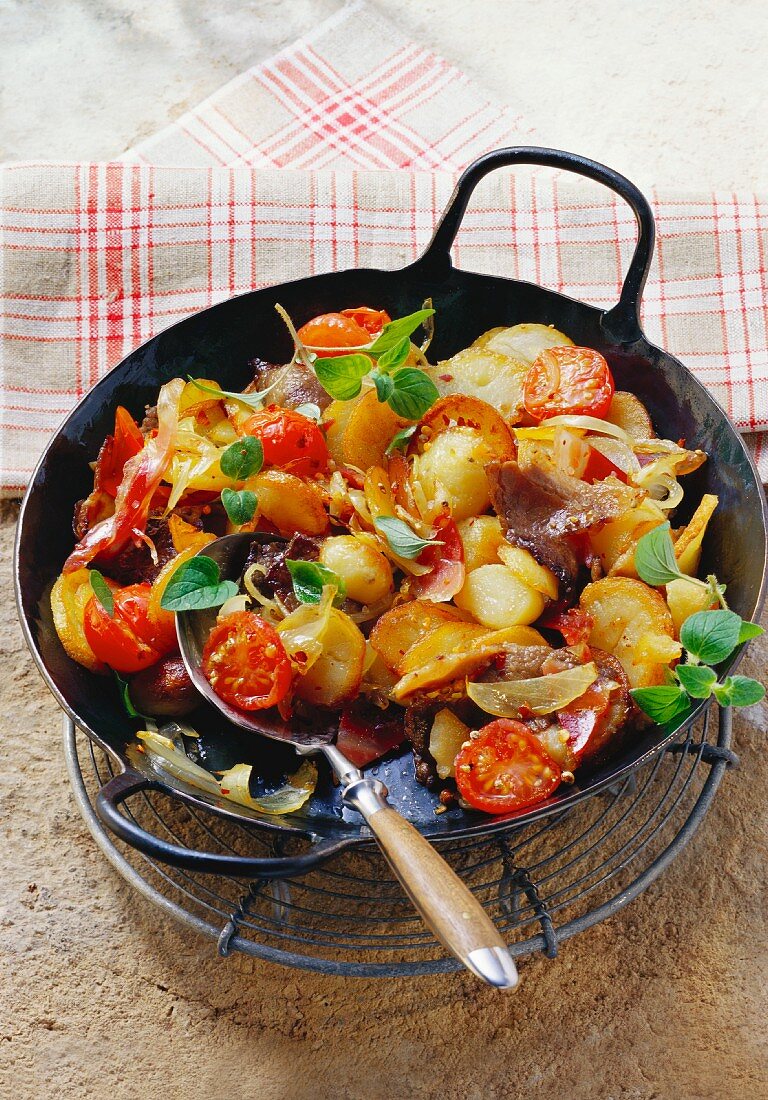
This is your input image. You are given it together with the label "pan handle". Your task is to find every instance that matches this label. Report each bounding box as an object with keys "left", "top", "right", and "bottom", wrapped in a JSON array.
[
  {"left": 95, "top": 766, "right": 356, "bottom": 877},
  {"left": 418, "top": 146, "right": 655, "bottom": 342}
]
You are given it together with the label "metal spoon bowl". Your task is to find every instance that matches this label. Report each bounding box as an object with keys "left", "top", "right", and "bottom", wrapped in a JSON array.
[{"left": 176, "top": 532, "right": 518, "bottom": 990}]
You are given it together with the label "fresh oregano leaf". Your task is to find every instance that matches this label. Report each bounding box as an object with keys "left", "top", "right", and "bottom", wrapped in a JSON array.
[
  {"left": 220, "top": 436, "right": 264, "bottom": 481},
  {"left": 160, "top": 556, "right": 239, "bottom": 612},
  {"left": 737, "top": 620, "right": 764, "bottom": 644},
  {"left": 386, "top": 368, "right": 439, "bottom": 419},
  {"left": 680, "top": 609, "right": 742, "bottom": 666},
  {"left": 188, "top": 375, "right": 280, "bottom": 409},
  {"left": 634, "top": 523, "right": 683, "bottom": 587},
  {"left": 630, "top": 684, "right": 691, "bottom": 725},
  {"left": 89, "top": 569, "right": 114, "bottom": 617},
  {"left": 372, "top": 370, "right": 395, "bottom": 402},
  {"left": 376, "top": 336, "right": 411, "bottom": 372},
  {"left": 713, "top": 675, "right": 766, "bottom": 707},
  {"left": 373, "top": 516, "right": 439, "bottom": 560},
  {"left": 675, "top": 663, "right": 717, "bottom": 699},
  {"left": 385, "top": 424, "right": 417, "bottom": 456},
  {"left": 286, "top": 559, "right": 346, "bottom": 605},
  {"left": 114, "top": 671, "right": 141, "bottom": 719},
  {"left": 367, "top": 308, "right": 435, "bottom": 356},
  {"left": 314, "top": 354, "right": 371, "bottom": 400},
  {"left": 221, "top": 487, "right": 257, "bottom": 526}
]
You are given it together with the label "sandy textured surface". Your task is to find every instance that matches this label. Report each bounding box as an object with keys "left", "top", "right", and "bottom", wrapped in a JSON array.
[{"left": 2, "top": 2, "right": 768, "bottom": 1097}]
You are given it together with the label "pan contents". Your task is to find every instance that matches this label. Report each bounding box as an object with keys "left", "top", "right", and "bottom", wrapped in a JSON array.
[{"left": 51, "top": 305, "right": 764, "bottom": 816}]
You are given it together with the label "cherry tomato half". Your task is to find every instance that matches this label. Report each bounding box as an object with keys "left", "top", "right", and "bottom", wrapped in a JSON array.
[
  {"left": 297, "top": 312, "right": 371, "bottom": 355},
  {"left": 242, "top": 405, "right": 329, "bottom": 478},
  {"left": 340, "top": 307, "right": 390, "bottom": 336},
  {"left": 454, "top": 719, "right": 562, "bottom": 814},
  {"left": 83, "top": 582, "right": 177, "bottom": 673},
  {"left": 524, "top": 346, "right": 615, "bottom": 422},
  {"left": 201, "top": 612, "right": 292, "bottom": 711}
]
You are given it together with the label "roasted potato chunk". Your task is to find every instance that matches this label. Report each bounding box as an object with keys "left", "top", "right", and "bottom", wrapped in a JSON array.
[{"left": 579, "top": 577, "right": 679, "bottom": 689}]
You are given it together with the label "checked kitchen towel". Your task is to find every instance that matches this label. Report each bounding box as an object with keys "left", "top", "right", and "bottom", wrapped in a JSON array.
[{"left": 1, "top": 0, "right": 767, "bottom": 492}]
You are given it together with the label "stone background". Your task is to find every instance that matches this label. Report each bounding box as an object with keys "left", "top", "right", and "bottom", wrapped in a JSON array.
[{"left": 2, "top": 2, "right": 767, "bottom": 1097}]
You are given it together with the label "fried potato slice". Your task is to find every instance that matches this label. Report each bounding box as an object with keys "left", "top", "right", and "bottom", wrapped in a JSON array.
[
  {"left": 341, "top": 389, "right": 410, "bottom": 471},
  {"left": 391, "top": 623, "right": 542, "bottom": 701},
  {"left": 673, "top": 494, "right": 718, "bottom": 576},
  {"left": 606, "top": 391, "right": 656, "bottom": 439},
  {"left": 579, "top": 576, "right": 678, "bottom": 689},
  {"left": 369, "top": 600, "right": 464, "bottom": 673},
  {"left": 424, "top": 347, "right": 529, "bottom": 421},
  {"left": 479, "top": 322, "right": 574, "bottom": 365},
  {"left": 249, "top": 469, "right": 330, "bottom": 537},
  {"left": 411, "top": 394, "right": 516, "bottom": 460}
]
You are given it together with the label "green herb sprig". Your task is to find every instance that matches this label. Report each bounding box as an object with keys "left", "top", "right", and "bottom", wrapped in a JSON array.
[
  {"left": 634, "top": 522, "right": 726, "bottom": 607},
  {"left": 160, "top": 556, "right": 239, "bottom": 612},
  {"left": 286, "top": 559, "right": 346, "bottom": 606},
  {"left": 630, "top": 525, "right": 764, "bottom": 723},
  {"left": 89, "top": 569, "right": 114, "bottom": 617},
  {"left": 276, "top": 303, "right": 439, "bottom": 421},
  {"left": 373, "top": 515, "right": 441, "bottom": 560},
  {"left": 216, "top": 436, "right": 262, "bottom": 525}
]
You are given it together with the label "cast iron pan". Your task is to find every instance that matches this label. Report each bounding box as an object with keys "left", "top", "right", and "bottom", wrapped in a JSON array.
[{"left": 15, "top": 148, "right": 768, "bottom": 878}]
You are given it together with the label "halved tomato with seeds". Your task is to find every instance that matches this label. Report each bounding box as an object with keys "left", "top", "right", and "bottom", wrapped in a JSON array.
[
  {"left": 524, "top": 346, "right": 614, "bottom": 421},
  {"left": 201, "top": 612, "right": 292, "bottom": 711},
  {"left": 454, "top": 719, "right": 562, "bottom": 814}
]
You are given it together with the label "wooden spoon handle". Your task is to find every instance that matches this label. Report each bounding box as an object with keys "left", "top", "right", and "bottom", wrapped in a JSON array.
[
  {"left": 364, "top": 804, "right": 518, "bottom": 988},
  {"left": 318, "top": 742, "right": 518, "bottom": 990}
]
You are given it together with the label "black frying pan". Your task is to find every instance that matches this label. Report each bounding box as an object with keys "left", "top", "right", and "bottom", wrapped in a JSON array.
[{"left": 15, "top": 148, "right": 768, "bottom": 879}]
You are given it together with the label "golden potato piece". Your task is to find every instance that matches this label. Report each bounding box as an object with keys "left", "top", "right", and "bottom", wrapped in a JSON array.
[
  {"left": 341, "top": 389, "right": 410, "bottom": 471},
  {"left": 665, "top": 577, "right": 716, "bottom": 637},
  {"left": 457, "top": 515, "right": 504, "bottom": 572},
  {"left": 579, "top": 576, "right": 676, "bottom": 689},
  {"left": 589, "top": 501, "right": 666, "bottom": 576},
  {"left": 413, "top": 394, "right": 516, "bottom": 461},
  {"left": 425, "top": 347, "right": 529, "bottom": 422},
  {"left": 50, "top": 569, "right": 107, "bottom": 674},
  {"left": 369, "top": 600, "right": 464, "bottom": 673},
  {"left": 454, "top": 564, "right": 545, "bottom": 629},
  {"left": 249, "top": 469, "right": 330, "bottom": 537},
  {"left": 319, "top": 535, "right": 393, "bottom": 605},
  {"left": 673, "top": 494, "right": 718, "bottom": 576},
  {"left": 294, "top": 609, "right": 366, "bottom": 708},
  {"left": 323, "top": 396, "right": 361, "bottom": 464},
  {"left": 412, "top": 427, "right": 495, "bottom": 522},
  {"left": 497, "top": 543, "right": 559, "bottom": 600},
  {"left": 429, "top": 709, "right": 470, "bottom": 778},
  {"left": 481, "top": 323, "right": 574, "bottom": 365},
  {"left": 606, "top": 391, "right": 656, "bottom": 439},
  {"left": 392, "top": 624, "right": 540, "bottom": 701}
]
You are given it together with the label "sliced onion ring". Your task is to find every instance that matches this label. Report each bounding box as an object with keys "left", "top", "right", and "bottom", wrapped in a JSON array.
[{"left": 467, "top": 662, "right": 598, "bottom": 717}]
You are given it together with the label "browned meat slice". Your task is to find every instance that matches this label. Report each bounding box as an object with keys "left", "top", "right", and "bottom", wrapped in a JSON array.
[
  {"left": 489, "top": 455, "right": 641, "bottom": 599},
  {"left": 404, "top": 707, "right": 441, "bottom": 790},
  {"left": 241, "top": 533, "right": 321, "bottom": 611},
  {"left": 542, "top": 645, "right": 632, "bottom": 762},
  {"left": 246, "top": 357, "right": 331, "bottom": 412},
  {"left": 106, "top": 511, "right": 205, "bottom": 585},
  {"left": 489, "top": 644, "right": 552, "bottom": 681}
]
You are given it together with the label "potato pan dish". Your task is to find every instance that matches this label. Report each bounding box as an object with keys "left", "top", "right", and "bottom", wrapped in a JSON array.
[{"left": 50, "top": 299, "right": 746, "bottom": 819}]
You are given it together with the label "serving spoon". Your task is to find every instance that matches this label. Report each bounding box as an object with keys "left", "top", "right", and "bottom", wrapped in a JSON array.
[{"left": 175, "top": 531, "right": 518, "bottom": 990}]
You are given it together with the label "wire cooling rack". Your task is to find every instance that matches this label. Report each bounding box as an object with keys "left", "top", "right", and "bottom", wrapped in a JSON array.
[{"left": 64, "top": 705, "right": 736, "bottom": 977}]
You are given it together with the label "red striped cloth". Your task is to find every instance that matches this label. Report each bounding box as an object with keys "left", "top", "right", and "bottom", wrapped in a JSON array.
[{"left": 1, "top": 0, "right": 767, "bottom": 492}]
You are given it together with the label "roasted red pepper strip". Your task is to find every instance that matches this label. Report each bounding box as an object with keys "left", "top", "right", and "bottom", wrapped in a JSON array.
[
  {"left": 63, "top": 379, "right": 184, "bottom": 573},
  {"left": 410, "top": 515, "right": 465, "bottom": 603}
]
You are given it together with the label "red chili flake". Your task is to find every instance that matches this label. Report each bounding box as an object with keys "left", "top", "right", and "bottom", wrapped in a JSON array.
[
  {"left": 220, "top": 788, "right": 230, "bottom": 795},
  {"left": 438, "top": 373, "right": 453, "bottom": 382}
]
